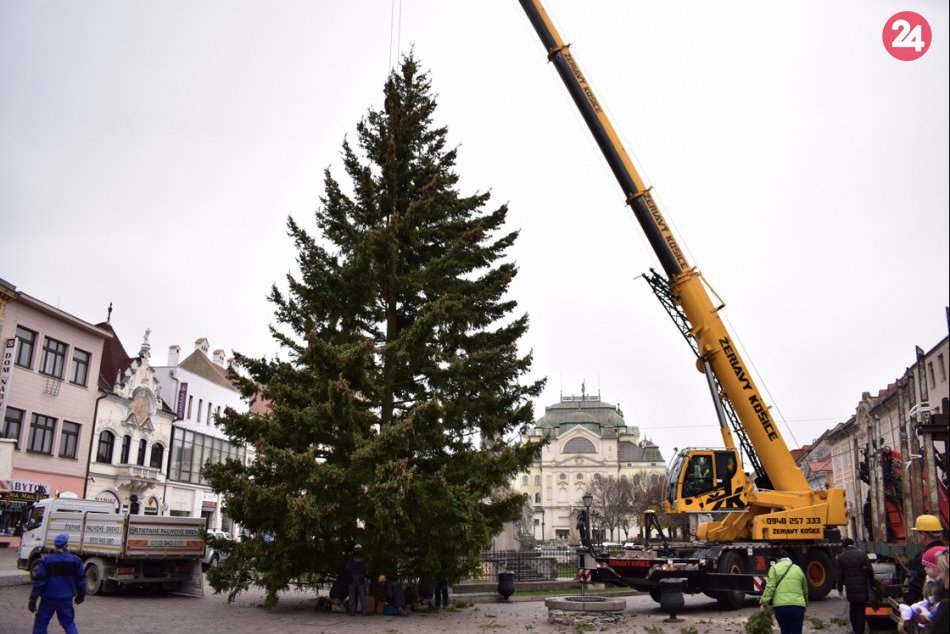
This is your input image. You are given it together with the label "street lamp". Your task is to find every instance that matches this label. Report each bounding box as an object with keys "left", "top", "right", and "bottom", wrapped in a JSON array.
[
  {"left": 582, "top": 492, "right": 593, "bottom": 512},
  {"left": 581, "top": 492, "right": 593, "bottom": 549}
]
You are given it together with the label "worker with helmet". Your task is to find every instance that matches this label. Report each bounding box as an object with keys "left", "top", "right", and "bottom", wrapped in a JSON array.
[
  {"left": 28, "top": 533, "right": 86, "bottom": 634},
  {"left": 904, "top": 514, "right": 947, "bottom": 605}
]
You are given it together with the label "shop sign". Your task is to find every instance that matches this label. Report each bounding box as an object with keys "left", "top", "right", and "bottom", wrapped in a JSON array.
[
  {"left": 201, "top": 501, "right": 217, "bottom": 510},
  {"left": 145, "top": 498, "right": 159, "bottom": 516},
  {"left": 0, "top": 338, "right": 15, "bottom": 415}
]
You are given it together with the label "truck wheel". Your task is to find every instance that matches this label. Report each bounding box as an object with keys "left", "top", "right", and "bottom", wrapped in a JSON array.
[
  {"left": 85, "top": 562, "right": 103, "bottom": 596},
  {"left": 715, "top": 550, "right": 749, "bottom": 610},
  {"left": 28, "top": 558, "right": 42, "bottom": 581},
  {"left": 802, "top": 549, "right": 835, "bottom": 600}
]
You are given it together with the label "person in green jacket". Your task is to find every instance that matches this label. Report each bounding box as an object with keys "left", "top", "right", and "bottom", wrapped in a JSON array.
[{"left": 759, "top": 549, "right": 809, "bottom": 634}]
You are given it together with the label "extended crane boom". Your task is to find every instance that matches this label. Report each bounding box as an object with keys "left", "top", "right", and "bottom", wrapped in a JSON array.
[{"left": 518, "top": 0, "right": 845, "bottom": 543}]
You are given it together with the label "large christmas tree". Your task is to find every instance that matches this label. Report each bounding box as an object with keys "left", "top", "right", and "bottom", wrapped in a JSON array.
[{"left": 204, "top": 55, "right": 543, "bottom": 607}]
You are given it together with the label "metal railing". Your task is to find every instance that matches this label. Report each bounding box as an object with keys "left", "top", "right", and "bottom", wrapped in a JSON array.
[{"left": 460, "top": 549, "right": 581, "bottom": 584}]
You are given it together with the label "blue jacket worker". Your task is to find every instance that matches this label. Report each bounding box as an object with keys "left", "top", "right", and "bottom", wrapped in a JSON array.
[{"left": 29, "top": 533, "right": 86, "bottom": 634}]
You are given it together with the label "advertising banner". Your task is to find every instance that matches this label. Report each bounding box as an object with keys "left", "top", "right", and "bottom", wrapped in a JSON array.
[{"left": 0, "top": 338, "right": 15, "bottom": 417}]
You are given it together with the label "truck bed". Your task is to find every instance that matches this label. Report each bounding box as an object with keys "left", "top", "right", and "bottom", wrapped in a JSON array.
[{"left": 46, "top": 511, "right": 205, "bottom": 559}]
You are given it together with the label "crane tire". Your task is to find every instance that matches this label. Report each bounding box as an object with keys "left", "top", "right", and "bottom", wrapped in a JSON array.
[
  {"left": 715, "top": 550, "right": 749, "bottom": 610},
  {"left": 802, "top": 548, "right": 835, "bottom": 600}
]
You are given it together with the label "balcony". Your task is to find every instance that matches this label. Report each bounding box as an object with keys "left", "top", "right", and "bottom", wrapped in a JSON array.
[{"left": 114, "top": 465, "right": 163, "bottom": 494}]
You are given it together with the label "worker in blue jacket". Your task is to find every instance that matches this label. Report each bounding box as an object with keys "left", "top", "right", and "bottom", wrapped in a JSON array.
[{"left": 28, "top": 533, "right": 86, "bottom": 634}]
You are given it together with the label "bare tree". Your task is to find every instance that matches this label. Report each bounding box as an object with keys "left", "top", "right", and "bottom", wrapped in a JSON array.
[{"left": 586, "top": 475, "right": 636, "bottom": 542}]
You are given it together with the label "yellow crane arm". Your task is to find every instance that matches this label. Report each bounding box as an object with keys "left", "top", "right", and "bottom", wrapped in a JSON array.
[{"left": 518, "top": 0, "right": 808, "bottom": 492}]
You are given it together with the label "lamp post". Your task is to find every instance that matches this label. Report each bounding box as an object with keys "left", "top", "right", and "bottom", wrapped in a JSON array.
[
  {"left": 540, "top": 507, "right": 545, "bottom": 544},
  {"left": 581, "top": 492, "right": 593, "bottom": 549}
]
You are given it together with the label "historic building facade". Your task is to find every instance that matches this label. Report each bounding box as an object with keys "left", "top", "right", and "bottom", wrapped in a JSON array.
[
  {"left": 513, "top": 389, "right": 666, "bottom": 544},
  {"left": 86, "top": 327, "right": 176, "bottom": 518},
  {"left": 0, "top": 282, "right": 110, "bottom": 535}
]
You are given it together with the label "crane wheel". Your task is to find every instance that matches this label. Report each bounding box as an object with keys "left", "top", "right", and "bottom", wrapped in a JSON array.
[
  {"left": 714, "top": 550, "right": 749, "bottom": 609},
  {"left": 802, "top": 549, "right": 835, "bottom": 600}
]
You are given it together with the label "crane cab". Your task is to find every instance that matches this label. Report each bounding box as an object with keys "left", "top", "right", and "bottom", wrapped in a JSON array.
[{"left": 666, "top": 448, "right": 749, "bottom": 513}]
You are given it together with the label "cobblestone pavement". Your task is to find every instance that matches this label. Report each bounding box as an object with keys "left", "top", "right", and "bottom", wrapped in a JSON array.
[{"left": 0, "top": 580, "right": 867, "bottom": 634}]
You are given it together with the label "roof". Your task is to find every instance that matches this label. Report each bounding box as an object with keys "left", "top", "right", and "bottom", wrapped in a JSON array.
[
  {"left": 95, "top": 321, "right": 133, "bottom": 391},
  {"left": 178, "top": 350, "right": 239, "bottom": 392},
  {"left": 535, "top": 396, "right": 627, "bottom": 431},
  {"left": 808, "top": 457, "right": 833, "bottom": 474}
]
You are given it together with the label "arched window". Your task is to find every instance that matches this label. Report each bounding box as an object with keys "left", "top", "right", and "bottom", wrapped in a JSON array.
[
  {"left": 150, "top": 444, "right": 164, "bottom": 470},
  {"left": 137, "top": 439, "right": 147, "bottom": 466},
  {"left": 522, "top": 475, "right": 529, "bottom": 486},
  {"left": 534, "top": 492, "right": 541, "bottom": 504},
  {"left": 563, "top": 437, "right": 596, "bottom": 454},
  {"left": 120, "top": 435, "right": 131, "bottom": 463},
  {"left": 96, "top": 431, "right": 115, "bottom": 463},
  {"left": 534, "top": 475, "right": 541, "bottom": 486}
]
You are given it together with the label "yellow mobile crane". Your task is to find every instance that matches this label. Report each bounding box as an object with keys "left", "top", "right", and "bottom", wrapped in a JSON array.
[{"left": 517, "top": 1, "right": 847, "bottom": 607}]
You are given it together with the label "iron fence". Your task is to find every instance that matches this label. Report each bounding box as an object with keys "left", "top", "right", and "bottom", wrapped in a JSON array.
[{"left": 460, "top": 548, "right": 581, "bottom": 584}]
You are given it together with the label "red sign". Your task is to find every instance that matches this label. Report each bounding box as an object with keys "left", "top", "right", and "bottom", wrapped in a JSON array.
[{"left": 579, "top": 569, "right": 591, "bottom": 582}]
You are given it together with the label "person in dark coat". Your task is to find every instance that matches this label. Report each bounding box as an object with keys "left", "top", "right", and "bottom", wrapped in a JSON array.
[
  {"left": 344, "top": 544, "right": 369, "bottom": 616},
  {"left": 836, "top": 538, "right": 873, "bottom": 634},
  {"left": 904, "top": 514, "right": 946, "bottom": 605},
  {"left": 29, "top": 533, "right": 86, "bottom": 634}
]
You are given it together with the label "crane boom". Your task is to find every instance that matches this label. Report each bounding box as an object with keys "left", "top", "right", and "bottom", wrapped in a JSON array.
[{"left": 517, "top": 0, "right": 808, "bottom": 493}]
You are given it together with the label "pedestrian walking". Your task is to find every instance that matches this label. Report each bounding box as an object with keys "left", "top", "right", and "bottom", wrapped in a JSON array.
[
  {"left": 759, "top": 549, "right": 808, "bottom": 634},
  {"left": 904, "top": 514, "right": 946, "bottom": 605},
  {"left": 28, "top": 533, "right": 86, "bottom": 634},
  {"left": 836, "top": 537, "right": 873, "bottom": 634},
  {"left": 345, "top": 544, "right": 369, "bottom": 616}
]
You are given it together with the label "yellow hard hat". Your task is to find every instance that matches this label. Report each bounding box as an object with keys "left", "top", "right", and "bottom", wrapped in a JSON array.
[
  {"left": 377, "top": 574, "right": 386, "bottom": 584},
  {"left": 912, "top": 514, "right": 943, "bottom": 532}
]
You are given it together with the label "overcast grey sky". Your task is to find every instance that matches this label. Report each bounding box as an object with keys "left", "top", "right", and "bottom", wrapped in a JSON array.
[{"left": 2, "top": 1, "right": 948, "bottom": 458}]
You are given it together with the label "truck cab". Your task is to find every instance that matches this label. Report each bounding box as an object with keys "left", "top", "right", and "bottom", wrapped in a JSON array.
[{"left": 17, "top": 497, "right": 114, "bottom": 574}]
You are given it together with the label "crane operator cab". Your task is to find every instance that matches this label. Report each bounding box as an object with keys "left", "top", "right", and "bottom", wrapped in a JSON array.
[{"left": 666, "top": 448, "right": 749, "bottom": 513}]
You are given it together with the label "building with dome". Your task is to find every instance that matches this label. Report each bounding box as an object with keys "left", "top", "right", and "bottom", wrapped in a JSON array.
[{"left": 512, "top": 388, "right": 666, "bottom": 544}]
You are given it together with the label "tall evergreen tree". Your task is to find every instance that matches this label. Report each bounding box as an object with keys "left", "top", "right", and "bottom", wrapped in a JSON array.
[{"left": 204, "top": 55, "right": 543, "bottom": 608}]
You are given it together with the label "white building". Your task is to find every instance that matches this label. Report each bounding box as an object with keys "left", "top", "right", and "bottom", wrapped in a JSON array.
[{"left": 153, "top": 339, "right": 249, "bottom": 536}]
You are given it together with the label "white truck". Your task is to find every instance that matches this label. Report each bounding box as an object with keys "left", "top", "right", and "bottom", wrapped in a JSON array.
[{"left": 17, "top": 497, "right": 206, "bottom": 595}]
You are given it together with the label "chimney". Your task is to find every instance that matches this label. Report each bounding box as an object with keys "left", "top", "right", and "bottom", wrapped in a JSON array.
[
  {"left": 195, "top": 338, "right": 210, "bottom": 355},
  {"left": 212, "top": 349, "right": 226, "bottom": 367},
  {"left": 167, "top": 345, "right": 181, "bottom": 366}
]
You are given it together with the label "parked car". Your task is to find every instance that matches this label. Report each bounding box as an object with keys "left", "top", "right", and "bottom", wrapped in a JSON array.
[
  {"left": 202, "top": 530, "right": 232, "bottom": 570},
  {"left": 623, "top": 542, "right": 645, "bottom": 551}
]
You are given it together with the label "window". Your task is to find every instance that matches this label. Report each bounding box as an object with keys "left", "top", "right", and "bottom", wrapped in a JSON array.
[
  {"left": 150, "top": 444, "right": 164, "bottom": 470},
  {"left": 2, "top": 407, "right": 25, "bottom": 448},
  {"left": 563, "top": 437, "right": 596, "bottom": 454},
  {"left": 928, "top": 362, "right": 936, "bottom": 389},
  {"left": 168, "top": 427, "right": 246, "bottom": 485},
  {"left": 559, "top": 473, "right": 567, "bottom": 481},
  {"left": 576, "top": 473, "right": 584, "bottom": 480},
  {"left": 39, "top": 337, "right": 67, "bottom": 378},
  {"left": 187, "top": 395, "right": 193, "bottom": 419},
  {"left": 534, "top": 492, "right": 541, "bottom": 503},
  {"left": 534, "top": 475, "right": 541, "bottom": 486},
  {"left": 15, "top": 327, "right": 37, "bottom": 368},
  {"left": 27, "top": 414, "right": 57, "bottom": 454},
  {"left": 522, "top": 475, "right": 529, "bottom": 486},
  {"left": 59, "top": 421, "right": 80, "bottom": 458},
  {"left": 938, "top": 354, "right": 946, "bottom": 382},
  {"left": 69, "top": 349, "right": 90, "bottom": 386},
  {"left": 207, "top": 401, "right": 213, "bottom": 425},
  {"left": 197, "top": 399, "right": 203, "bottom": 422},
  {"left": 137, "top": 439, "right": 147, "bottom": 466},
  {"left": 97, "top": 430, "right": 115, "bottom": 463},
  {"left": 120, "top": 435, "right": 131, "bottom": 463}
]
